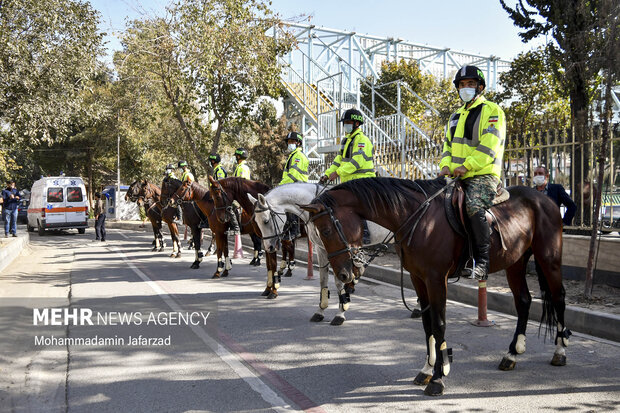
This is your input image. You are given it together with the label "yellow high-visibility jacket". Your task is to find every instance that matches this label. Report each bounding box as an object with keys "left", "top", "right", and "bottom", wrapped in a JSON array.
[
  {"left": 324, "top": 128, "right": 375, "bottom": 182},
  {"left": 233, "top": 160, "right": 251, "bottom": 180},
  {"left": 439, "top": 96, "right": 506, "bottom": 179},
  {"left": 279, "top": 147, "right": 309, "bottom": 184}
]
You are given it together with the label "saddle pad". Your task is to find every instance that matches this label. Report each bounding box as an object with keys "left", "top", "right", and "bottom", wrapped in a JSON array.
[{"left": 493, "top": 187, "right": 510, "bottom": 205}]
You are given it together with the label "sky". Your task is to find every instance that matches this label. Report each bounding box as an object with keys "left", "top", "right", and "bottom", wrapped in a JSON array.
[{"left": 90, "top": 0, "right": 548, "bottom": 66}]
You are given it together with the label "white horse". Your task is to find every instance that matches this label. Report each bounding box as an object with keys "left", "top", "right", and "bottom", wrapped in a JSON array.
[{"left": 248, "top": 182, "right": 394, "bottom": 325}]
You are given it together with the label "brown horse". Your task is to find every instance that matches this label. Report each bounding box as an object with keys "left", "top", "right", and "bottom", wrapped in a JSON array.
[
  {"left": 171, "top": 179, "right": 265, "bottom": 278},
  {"left": 207, "top": 176, "right": 298, "bottom": 299},
  {"left": 125, "top": 180, "right": 181, "bottom": 255},
  {"left": 301, "top": 177, "right": 570, "bottom": 396},
  {"left": 161, "top": 178, "right": 214, "bottom": 269}
]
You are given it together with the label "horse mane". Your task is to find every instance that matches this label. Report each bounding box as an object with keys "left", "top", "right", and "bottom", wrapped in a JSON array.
[
  {"left": 190, "top": 181, "right": 212, "bottom": 201},
  {"left": 317, "top": 177, "right": 446, "bottom": 216}
]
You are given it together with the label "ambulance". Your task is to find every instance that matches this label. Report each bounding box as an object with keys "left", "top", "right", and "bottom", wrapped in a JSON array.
[{"left": 27, "top": 176, "right": 89, "bottom": 235}]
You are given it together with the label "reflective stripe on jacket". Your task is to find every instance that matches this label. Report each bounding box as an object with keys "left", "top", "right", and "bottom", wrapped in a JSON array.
[
  {"left": 439, "top": 96, "right": 506, "bottom": 179},
  {"left": 279, "top": 148, "right": 309, "bottom": 184},
  {"left": 324, "top": 128, "right": 376, "bottom": 183},
  {"left": 233, "top": 160, "right": 251, "bottom": 180},
  {"left": 213, "top": 165, "right": 227, "bottom": 180}
]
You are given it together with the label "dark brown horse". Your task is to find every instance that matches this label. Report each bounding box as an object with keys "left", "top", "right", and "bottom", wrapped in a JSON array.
[
  {"left": 161, "top": 178, "right": 213, "bottom": 269},
  {"left": 301, "top": 177, "right": 570, "bottom": 396},
  {"left": 207, "top": 176, "right": 298, "bottom": 299},
  {"left": 125, "top": 180, "right": 181, "bottom": 255},
  {"left": 171, "top": 179, "right": 265, "bottom": 278}
]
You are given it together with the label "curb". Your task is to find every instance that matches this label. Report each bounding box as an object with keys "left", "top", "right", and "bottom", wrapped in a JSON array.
[{"left": 0, "top": 232, "right": 29, "bottom": 273}]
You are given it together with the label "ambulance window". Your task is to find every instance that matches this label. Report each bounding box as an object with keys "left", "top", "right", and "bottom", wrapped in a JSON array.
[
  {"left": 47, "top": 188, "right": 64, "bottom": 202},
  {"left": 67, "top": 187, "right": 83, "bottom": 202}
]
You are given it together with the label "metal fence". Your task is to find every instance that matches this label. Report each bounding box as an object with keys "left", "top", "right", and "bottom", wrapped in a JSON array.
[{"left": 503, "top": 127, "right": 620, "bottom": 230}]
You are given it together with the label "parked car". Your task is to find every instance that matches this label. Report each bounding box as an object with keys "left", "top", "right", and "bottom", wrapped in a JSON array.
[
  {"left": 17, "top": 199, "right": 29, "bottom": 224},
  {"left": 601, "top": 204, "right": 620, "bottom": 234}
]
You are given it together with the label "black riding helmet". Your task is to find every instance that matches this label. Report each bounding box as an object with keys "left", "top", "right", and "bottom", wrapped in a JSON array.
[
  {"left": 283, "top": 131, "right": 303, "bottom": 143},
  {"left": 453, "top": 65, "right": 486, "bottom": 89},
  {"left": 234, "top": 148, "right": 248, "bottom": 159},
  {"left": 208, "top": 154, "right": 221, "bottom": 163},
  {"left": 166, "top": 163, "right": 174, "bottom": 170},
  {"left": 178, "top": 160, "right": 188, "bottom": 168},
  {"left": 340, "top": 108, "right": 364, "bottom": 124}
]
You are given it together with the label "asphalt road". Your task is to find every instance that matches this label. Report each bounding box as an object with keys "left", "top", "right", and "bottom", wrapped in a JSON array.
[{"left": 1, "top": 227, "right": 619, "bottom": 413}]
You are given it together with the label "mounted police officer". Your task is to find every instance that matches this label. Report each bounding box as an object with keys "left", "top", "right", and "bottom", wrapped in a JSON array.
[
  {"left": 279, "top": 131, "right": 309, "bottom": 240},
  {"left": 163, "top": 163, "right": 177, "bottom": 180},
  {"left": 176, "top": 160, "right": 194, "bottom": 221},
  {"left": 320, "top": 108, "right": 376, "bottom": 243},
  {"left": 232, "top": 148, "right": 250, "bottom": 179},
  {"left": 209, "top": 154, "right": 227, "bottom": 180},
  {"left": 438, "top": 65, "right": 506, "bottom": 281}
]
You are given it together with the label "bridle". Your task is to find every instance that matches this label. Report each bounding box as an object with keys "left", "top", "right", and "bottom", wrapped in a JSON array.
[
  {"left": 210, "top": 180, "right": 235, "bottom": 224},
  {"left": 253, "top": 201, "right": 288, "bottom": 242},
  {"left": 172, "top": 181, "right": 193, "bottom": 205}
]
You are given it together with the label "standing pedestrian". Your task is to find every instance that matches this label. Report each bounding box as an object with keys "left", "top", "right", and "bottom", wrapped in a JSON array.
[
  {"left": 93, "top": 192, "right": 106, "bottom": 242},
  {"left": 2, "top": 180, "right": 20, "bottom": 237},
  {"left": 533, "top": 165, "right": 576, "bottom": 226}
]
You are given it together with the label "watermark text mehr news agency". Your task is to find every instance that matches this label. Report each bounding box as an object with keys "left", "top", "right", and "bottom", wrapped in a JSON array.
[{"left": 33, "top": 308, "right": 211, "bottom": 326}]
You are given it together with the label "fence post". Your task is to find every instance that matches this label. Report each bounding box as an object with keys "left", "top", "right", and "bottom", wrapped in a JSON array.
[
  {"left": 471, "top": 280, "right": 495, "bottom": 327},
  {"left": 305, "top": 239, "right": 314, "bottom": 280}
]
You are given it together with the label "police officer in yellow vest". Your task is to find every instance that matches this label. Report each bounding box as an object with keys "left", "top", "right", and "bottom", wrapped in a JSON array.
[
  {"left": 320, "top": 108, "right": 375, "bottom": 244},
  {"left": 164, "top": 163, "right": 177, "bottom": 180},
  {"left": 279, "top": 131, "right": 308, "bottom": 240},
  {"left": 232, "top": 148, "right": 251, "bottom": 179},
  {"left": 209, "top": 154, "right": 227, "bottom": 180},
  {"left": 438, "top": 65, "right": 506, "bottom": 281},
  {"left": 320, "top": 108, "right": 376, "bottom": 184},
  {"left": 279, "top": 132, "right": 308, "bottom": 184},
  {"left": 178, "top": 160, "right": 195, "bottom": 183}
]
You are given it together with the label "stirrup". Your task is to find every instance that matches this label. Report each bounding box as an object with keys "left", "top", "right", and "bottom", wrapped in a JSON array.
[{"left": 472, "top": 266, "right": 488, "bottom": 281}]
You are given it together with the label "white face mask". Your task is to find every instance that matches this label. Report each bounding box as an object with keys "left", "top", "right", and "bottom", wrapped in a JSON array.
[
  {"left": 533, "top": 175, "right": 546, "bottom": 186},
  {"left": 343, "top": 123, "right": 353, "bottom": 134},
  {"left": 459, "top": 87, "right": 477, "bottom": 103},
  {"left": 287, "top": 143, "right": 297, "bottom": 152}
]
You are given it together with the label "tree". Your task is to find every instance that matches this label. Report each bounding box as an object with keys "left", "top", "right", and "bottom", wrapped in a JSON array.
[
  {"left": 174, "top": 0, "right": 293, "bottom": 154},
  {"left": 0, "top": 0, "right": 103, "bottom": 144},
  {"left": 0, "top": 0, "right": 103, "bottom": 181},
  {"left": 497, "top": 46, "right": 570, "bottom": 137}
]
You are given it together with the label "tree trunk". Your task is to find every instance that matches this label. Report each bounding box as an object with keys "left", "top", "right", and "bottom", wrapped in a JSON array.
[
  {"left": 210, "top": 120, "right": 224, "bottom": 154},
  {"left": 570, "top": 80, "right": 591, "bottom": 227},
  {"left": 87, "top": 147, "right": 93, "bottom": 208}
]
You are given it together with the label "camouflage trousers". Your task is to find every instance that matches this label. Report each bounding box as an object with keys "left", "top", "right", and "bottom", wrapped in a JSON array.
[{"left": 462, "top": 175, "right": 500, "bottom": 217}]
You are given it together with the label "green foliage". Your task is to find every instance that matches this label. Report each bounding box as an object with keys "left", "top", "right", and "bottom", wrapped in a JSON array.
[
  {"left": 0, "top": 0, "right": 103, "bottom": 144},
  {"left": 249, "top": 112, "right": 289, "bottom": 186},
  {"left": 496, "top": 46, "right": 570, "bottom": 137}
]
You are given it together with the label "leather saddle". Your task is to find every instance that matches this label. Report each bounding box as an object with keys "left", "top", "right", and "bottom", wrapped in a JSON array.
[{"left": 444, "top": 180, "right": 509, "bottom": 278}]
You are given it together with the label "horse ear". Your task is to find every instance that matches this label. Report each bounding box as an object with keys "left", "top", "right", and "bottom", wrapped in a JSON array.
[
  {"left": 247, "top": 193, "right": 257, "bottom": 204},
  {"left": 299, "top": 203, "right": 323, "bottom": 215},
  {"left": 257, "top": 193, "right": 267, "bottom": 206}
]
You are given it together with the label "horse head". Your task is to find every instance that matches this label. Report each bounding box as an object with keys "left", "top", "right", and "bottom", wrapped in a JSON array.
[
  {"left": 248, "top": 193, "right": 286, "bottom": 253},
  {"left": 301, "top": 201, "right": 366, "bottom": 284},
  {"left": 208, "top": 176, "right": 232, "bottom": 224},
  {"left": 161, "top": 178, "right": 180, "bottom": 207},
  {"left": 171, "top": 180, "right": 193, "bottom": 206},
  {"left": 125, "top": 180, "right": 141, "bottom": 203}
]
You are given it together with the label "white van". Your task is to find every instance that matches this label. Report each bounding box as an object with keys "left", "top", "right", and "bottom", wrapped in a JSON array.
[{"left": 27, "top": 176, "right": 88, "bottom": 235}]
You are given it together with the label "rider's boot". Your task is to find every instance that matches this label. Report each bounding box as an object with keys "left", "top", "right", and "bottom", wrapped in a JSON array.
[{"left": 469, "top": 210, "right": 491, "bottom": 281}]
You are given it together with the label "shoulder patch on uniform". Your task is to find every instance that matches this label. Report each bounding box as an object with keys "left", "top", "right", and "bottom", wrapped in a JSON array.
[
  {"left": 489, "top": 116, "right": 498, "bottom": 123},
  {"left": 294, "top": 158, "right": 300, "bottom": 163},
  {"left": 358, "top": 143, "right": 365, "bottom": 148}
]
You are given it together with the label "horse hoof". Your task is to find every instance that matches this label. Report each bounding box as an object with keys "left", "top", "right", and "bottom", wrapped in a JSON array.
[
  {"left": 170, "top": 253, "right": 176, "bottom": 258},
  {"left": 253, "top": 260, "right": 261, "bottom": 267},
  {"left": 330, "top": 316, "right": 345, "bottom": 326},
  {"left": 284, "top": 269, "right": 292, "bottom": 277},
  {"left": 413, "top": 372, "right": 432, "bottom": 386},
  {"left": 410, "top": 309, "right": 423, "bottom": 318},
  {"left": 175, "top": 253, "right": 181, "bottom": 258},
  {"left": 267, "top": 292, "right": 278, "bottom": 299},
  {"left": 158, "top": 247, "right": 165, "bottom": 252},
  {"left": 550, "top": 354, "right": 566, "bottom": 366},
  {"left": 221, "top": 270, "right": 229, "bottom": 277},
  {"left": 423, "top": 379, "right": 445, "bottom": 396},
  {"left": 310, "top": 314, "right": 324, "bottom": 322},
  {"left": 212, "top": 273, "right": 221, "bottom": 279},
  {"left": 260, "top": 288, "right": 270, "bottom": 297},
  {"left": 249, "top": 258, "right": 257, "bottom": 266},
  {"left": 151, "top": 247, "right": 157, "bottom": 252},
  {"left": 190, "top": 262, "right": 199, "bottom": 269},
  {"left": 498, "top": 356, "right": 516, "bottom": 371}
]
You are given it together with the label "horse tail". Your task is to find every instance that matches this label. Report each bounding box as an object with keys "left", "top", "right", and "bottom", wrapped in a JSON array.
[{"left": 535, "top": 262, "right": 560, "bottom": 342}]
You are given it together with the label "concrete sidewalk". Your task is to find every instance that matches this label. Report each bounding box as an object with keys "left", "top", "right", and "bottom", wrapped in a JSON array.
[{"left": 0, "top": 227, "right": 29, "bottom": 273}]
